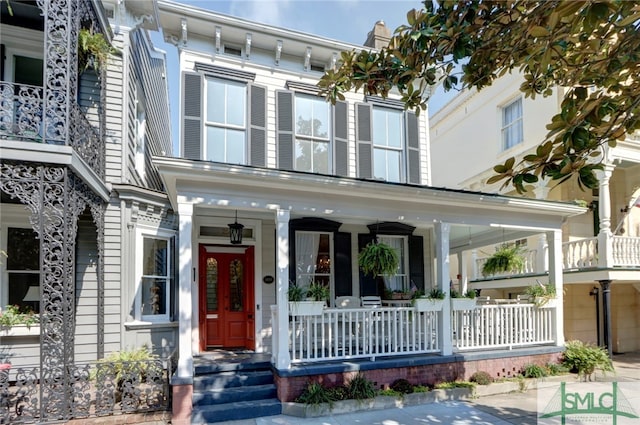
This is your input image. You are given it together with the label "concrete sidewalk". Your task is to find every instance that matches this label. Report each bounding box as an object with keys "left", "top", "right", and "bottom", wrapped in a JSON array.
[{"left": 212, "top": 352, "right": 640, "bottom": 425}]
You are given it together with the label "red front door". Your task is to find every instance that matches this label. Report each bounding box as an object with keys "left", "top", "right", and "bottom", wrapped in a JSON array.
[{"left": 199, "top": 246, "right": 255, "bottom": 350}]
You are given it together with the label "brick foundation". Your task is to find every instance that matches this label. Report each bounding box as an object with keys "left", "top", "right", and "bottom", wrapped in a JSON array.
[
  {"left": 275, "top": 350, "right": 562, "bottom": 402},
  {"left": 171, "top": 384, "right": 193, "bottom": 425}
]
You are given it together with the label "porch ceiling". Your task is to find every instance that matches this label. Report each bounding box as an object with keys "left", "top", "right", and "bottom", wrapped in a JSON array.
[{"left": 154, "top": 157, "right": 586, "bottom": 238}]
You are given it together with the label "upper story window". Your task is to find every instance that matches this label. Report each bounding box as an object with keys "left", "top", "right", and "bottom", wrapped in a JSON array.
[
  {"left": 295, "top": 94, "right": 331, "bottom": 174},
  {"left": 205, "top": 77, "right": 247, "bottom": 164},
  {"left": 373, "top": 107, "right": 404, "bottom": 182},
  {"left": 356, "top": 99, "right": 420, "bottom": 184},
  {"left": 501, "top": 97, "right": 523, "bottom": 150}
]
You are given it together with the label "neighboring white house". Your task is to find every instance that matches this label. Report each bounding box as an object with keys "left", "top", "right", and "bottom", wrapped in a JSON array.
[{"left": 430, "top": 71, "right": 640, "bottom": 354}]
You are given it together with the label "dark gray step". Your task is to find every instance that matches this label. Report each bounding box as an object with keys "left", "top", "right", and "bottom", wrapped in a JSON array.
[
  {"left": 193, "top": 383, "right": 277, "bottom": 406},
  {"left": 194, "top": 369, "right": 274, "bottom": 391},
  {"left": 194, "top": 360, "right": 271, "bottom": 375},
  {"left": 191, "top": 398, "right": 281, "bottom": 424}
]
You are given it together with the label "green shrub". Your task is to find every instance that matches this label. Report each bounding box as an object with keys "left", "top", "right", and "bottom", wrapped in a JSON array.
[
  {"left": 434, "top": 381, "right": 475, "bottom": 389},
  {"left": 92, "top": 346, "right": 161, "bottom": 383},
  {"left": 347, "top": 373, "right": 376, "bottom": 400},
  {"left": 523, "top": 363, "right": 548, "bottom": 378},
  {"left": 546, "top": 362, "right": 569, "bottom": 376},
  {"left": 296, "top": 381, "right": 333, "bottom": 406},
  {"left": 413, "top": 385, "right": 430, "bottom": 393},
  {"left": 390, "top": 378, "right": 414, "bottom": 394},
  {"left": 562, "top": 340, "right": 614, "bottom": 380},
  {"left": 470, "top": 371, "right": 493, "bottom": 385},
  {"left": 326, "top": 385, "right": 349, "bottom": 401},
  {"left": 378, "top": 388, "right": 402, "bottom": 397}
]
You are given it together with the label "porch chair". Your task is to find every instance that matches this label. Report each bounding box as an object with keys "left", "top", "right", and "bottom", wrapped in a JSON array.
[
  {"left": 360, "top": 296, "right": 382, "bottom": 308},
  {"left": 335, "top": 296, "right": 361, "bottom": 308}
]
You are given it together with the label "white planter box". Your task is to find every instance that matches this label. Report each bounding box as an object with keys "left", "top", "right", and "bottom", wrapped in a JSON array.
[
  {"left": 414, "top": 298, "right": 445, "bottom": 312},
  {"left": 451, "top": 298, "right": 477, "bottom": 311},
  {"left": 289, "top": 301, "right": 325, "bottom": 316},
  {"left": 0, "top": 325, "right": 40, "bottom": 337},
  {"left": 535, "top": 297, "right": 558, "bottom": 308}
]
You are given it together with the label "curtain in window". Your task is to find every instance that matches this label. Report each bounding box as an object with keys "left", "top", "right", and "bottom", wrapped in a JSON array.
[
  {"left": 503, "top": 98, "right": 523, "bottom": 149},
  {"left": 295, "top": 233, "right": 318, "bottom": 288}
]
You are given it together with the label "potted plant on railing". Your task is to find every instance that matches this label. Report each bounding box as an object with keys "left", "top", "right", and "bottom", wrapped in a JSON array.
[
  {"left": 288, "top": 283, "right": 325, "bottom": 316},
  {"left": 413, "top": 288, "right": 446, "bottom": 312},
  {"left": 0, "top": 305, "right": 39, "bottom": 337},
  {"left": 481, "top": 244, "right": 526, "bottom": 277},
  {"left": 78, "top": 28, "right": 118, "bottom": 74},
  {"left": 525, "top": 282, "right": 558, "bottom": 308},
  {"left": 450, "top": 290, "right": 477, "bottom": 311}
]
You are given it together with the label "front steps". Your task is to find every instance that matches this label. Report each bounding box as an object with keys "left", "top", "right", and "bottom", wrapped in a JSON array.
[{"left": 191, "top": 354, "right": 281, "bottom": 424}]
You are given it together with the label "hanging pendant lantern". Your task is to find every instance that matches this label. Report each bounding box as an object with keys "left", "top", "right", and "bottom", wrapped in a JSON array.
[{"left": 228, "top": 210, "right": 244, "bottom": 244}]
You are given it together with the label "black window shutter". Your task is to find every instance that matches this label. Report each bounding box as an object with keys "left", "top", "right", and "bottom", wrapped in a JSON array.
[
  {"left": 182, "top": 71, "right": 203, "bottom": 160},
  {"left": 358, "top": 233, "right": 384, "bottom": 296},
  {"left": 355, "top": 102, "right": 373, "bottom": 179},
  {"left": 248, "top": 83, "right": 267, "bottom": 167},
  {"left": 334, "top": 232, "right": 352, "bottom": 297},
  {"left": 333, "top": 100, "right": 349, "bottom": 177},
  {"left": 406, "top": 111, "right": 420, "bottom": 184},
  {"left": 408, "top": 235, "right": 424, "bottom": 292},
  {"left": 276, "top": 90, "right": 294, "bottom": 170}
]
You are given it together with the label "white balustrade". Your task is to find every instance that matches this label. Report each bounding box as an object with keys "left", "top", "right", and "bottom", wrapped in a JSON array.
[
  {"left": 562, "top": 237, "right": 598, "bottom": 269},
  {"left": 452, "top": 303, "right": 556, "bottom": 350},
  {"left": 285, "top": 307, "right": 440, "bottom": 363},
  {"left": 612, "top": 236, "right": 640, "bottom": 267}
]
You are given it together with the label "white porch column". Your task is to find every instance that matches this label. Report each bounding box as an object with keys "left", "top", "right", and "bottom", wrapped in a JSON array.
[
  {"left": 536, "top": 234, "right": 548, "bottom": 273},
  {"left": 471, "top": 249, "right": 478, "bottom": 280},
  {"left": 547, "top": 229, "right": 564, "bottom": 347},
  {"left": 457, "top": 251, "right": 468, "bottom": 295},
  {"left": 177, "top": 201, "right": 194, "bottom": 380},
  {"left": 434, "top": 222, "right": 452, "bottom": 355},
  {"left": 597, "top": 164, "right": 615, "bottom": 268},
  {"left": 275, "top": 209, "right": 291, "bottom": 369}
]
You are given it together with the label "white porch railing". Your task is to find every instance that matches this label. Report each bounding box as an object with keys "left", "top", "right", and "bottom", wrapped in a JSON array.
[
  {"left": 453, "top": 303, "right": 555, "bottom": 350},
  {"left": 282, "top": 307, "right": 440, "bottom": 363},
  {"left": 562, "top": 237, "right": 598, "bottom": 269},
  {"left": 612, "top": 236, "right": 640, "bottom": 267}
]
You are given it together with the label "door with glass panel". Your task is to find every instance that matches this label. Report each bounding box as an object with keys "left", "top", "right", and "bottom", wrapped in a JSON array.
[{"left": 199, "top": 246, "right": 255, "bottom": 350}]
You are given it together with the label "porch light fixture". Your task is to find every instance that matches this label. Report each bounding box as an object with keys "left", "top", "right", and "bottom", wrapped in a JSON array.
[{"left": 228, "top": 210, "right": 244, "bottom": 245}]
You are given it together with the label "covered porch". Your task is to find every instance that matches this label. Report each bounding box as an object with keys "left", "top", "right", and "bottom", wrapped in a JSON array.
[{"left": 155, "top": 158, "right": 585, "bottom": 376}]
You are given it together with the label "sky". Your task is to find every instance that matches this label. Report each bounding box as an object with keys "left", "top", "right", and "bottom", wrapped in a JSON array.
[{"left": 149, "top": 0, "right": 453, "bottom": 155}]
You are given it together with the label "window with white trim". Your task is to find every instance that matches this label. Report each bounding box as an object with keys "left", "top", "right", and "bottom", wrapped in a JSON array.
[
  {"left": 372, "top": 107, "right": 404, "bottom": 182},
  {"left": 378, "top": 235, "right": 408, "bottom": 292},
  {"left": 501, "top": 97, "right": 523, "bottom": 150},
  {"left": 205, "top": 77, "right": 247, "bottom": 164},
  {"left": 294, "top": 94, "right": 331, "bottom": 174},
  {"left": 294, "top": 231, "right": 332, "bottom": 291},
  {"left": 2, "top": 227, "right": 40, "bottom": 314},
  {"left": 135, "top": 229, "right": 173, "bottom": 322}
]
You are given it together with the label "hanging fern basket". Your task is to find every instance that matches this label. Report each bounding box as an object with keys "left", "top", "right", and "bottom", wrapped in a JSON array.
[{"left": 358, "top": 241, "right": 399, "bottom": 278}]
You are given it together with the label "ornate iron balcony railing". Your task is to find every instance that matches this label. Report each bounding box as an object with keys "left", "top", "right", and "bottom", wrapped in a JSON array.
[{"left": 0, "top": 81, "right": 105, "bottom": 179}]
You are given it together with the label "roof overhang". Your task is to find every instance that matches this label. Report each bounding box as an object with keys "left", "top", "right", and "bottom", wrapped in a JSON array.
[{"left": 154, "top": 157, "right": 586, "bottom": 243}]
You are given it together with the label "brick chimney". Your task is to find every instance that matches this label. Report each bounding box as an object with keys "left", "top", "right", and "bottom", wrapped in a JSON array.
[{"left": 364, "top": 20, "right": 391, "bottom": 49}]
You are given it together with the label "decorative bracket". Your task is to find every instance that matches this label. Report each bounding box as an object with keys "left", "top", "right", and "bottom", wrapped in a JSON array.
[
  {"left": 304, "top": 47, "right": 311, "bottom": 71},
  {"left": 245, "top": 33, "right": 252, "bottom": 58},
  {"left": 180, "top": 18, "right": 187, "bottom": 47},
  {"left": 275, "top": 40, "right": 283, "bottom": 66},
  {"left": 215, "top": 26, "right": 221, "bottom": 53}
]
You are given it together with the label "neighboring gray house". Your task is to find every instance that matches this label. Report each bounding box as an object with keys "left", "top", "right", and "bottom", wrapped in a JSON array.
[{"left": 0, "top": 0, "right": 173, "bottom": 421}]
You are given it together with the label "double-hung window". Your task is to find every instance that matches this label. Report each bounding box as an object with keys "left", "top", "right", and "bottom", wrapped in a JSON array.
[
  {"left": 377, "top": 235, "right": 407, "bottom": 292},
  {"left": 294, "top": 95, "right": 331, "bottom": 174},
  {"left": 294, "top": 231, "right": 332, "bottom": 291},
  {"left": 136, "top": 228, "right": 173, "bottom": 322},
  {"left": 3, "top": 227, "right": 40, "bottom": 314},
  {"left": 205, "top": 78, "right": 247, "bottom": 164},
  {"left": 501, "top": 97, "right": 523, "bottom": 150},
  {"left": 372, "top": 107, "right": 404, "bottom": 182}
]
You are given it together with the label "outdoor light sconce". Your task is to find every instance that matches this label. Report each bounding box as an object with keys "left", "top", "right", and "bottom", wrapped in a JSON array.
[{"left": 228, "top": 210, "right": 244, "bottom": 245}]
